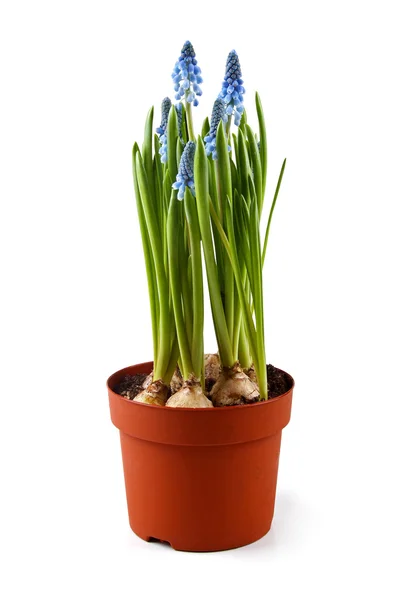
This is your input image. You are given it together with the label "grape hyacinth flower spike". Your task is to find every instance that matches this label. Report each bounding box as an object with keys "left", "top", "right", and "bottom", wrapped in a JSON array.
[
  {"left": 175, "top": 103, "right": 185, "bottom": 145},
  {"left": 172, "top": 41, "right": 203, "bottom": 106},
  {"left": 218, "top": 50, "right": 245, "bottom": 126},
  {"left": 204, "top": 98, "right": 226, "bottom": 159},
  {"left": 172, "top": 141, "right": 196, "bottom": 200},
  {"left": 156, "top": 97, "right": 172, "bottom": 163}
]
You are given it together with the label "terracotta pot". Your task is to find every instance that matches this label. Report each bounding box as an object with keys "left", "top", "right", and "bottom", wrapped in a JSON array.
[{"left": 107, "top": 361, "right": 294, "bottom": 552}]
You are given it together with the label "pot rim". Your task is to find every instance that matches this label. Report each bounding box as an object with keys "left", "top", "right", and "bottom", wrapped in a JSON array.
[{"left": 107, "top": 361, "right": 295, "bottom": 412}]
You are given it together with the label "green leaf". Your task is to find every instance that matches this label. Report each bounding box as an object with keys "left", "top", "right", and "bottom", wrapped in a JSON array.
[
  {"left": 132, "top": 143, "right": 159, "bottom": 365},
  {"left": 185, "top": 187, "right": 204, "bottom": 381},
  {"left": 201, "top": 117, "right": 210, "bottom": 139},
  {"left": 239, "top": 108, "right": 248, "bottom": 134},
  {"left": 179, "top": 103, "right": 188, "bottom": 144},
  {"left": 232, "top": 133, "right": 239, "bottom": 168},
  {"left": 230, "top": 158, "right": 239, "bottom": 192},
  {"left": 136, "top": 150, "right": 171, "bottom": 379},
  {"left": 210, "top": 196, "right": 258, "bottom": 366},
  {"left": 167, "top": 193, "right": 193, "bottom": 379},
  {"left": 246, "top": 124, "right": 263, "bottom": 215},
  {"left": 176, "top": 137, "right": 183, "bottom": 166},
  {"left": 194, "top": 136, "right": 234, "bottom": 367},
  {"left": 216, "top": 120, "right": 233, "bottom": 212},
  {"left": 262, "top": 159, "right": 287, "bottom": 265},
  {"left": 255, "top": 92, "right": 267, "bottom": 204},
  {"left": 237, "top": 127, "right": 250, "bottom": 202},
  {"left": 142, "top": 107, "right": 155, "bottom": 200}
]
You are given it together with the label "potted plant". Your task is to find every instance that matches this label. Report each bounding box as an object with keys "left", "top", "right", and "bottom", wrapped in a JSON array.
[{"left": 107, "top": 41, "right": 294, "bottom": 552}]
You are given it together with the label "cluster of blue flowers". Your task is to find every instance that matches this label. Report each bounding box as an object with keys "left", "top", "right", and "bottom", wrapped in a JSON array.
[
  {"left": 156, "top": 98, "right": 185, "bottom": 163},
  {"left": 156, "top": 97, "right": 172, "bottom": 163},
  {"left": 172, "top": 41, "right": 203, "bottom": 106},
  {"left": 172, "top": 141, "right": 196, "bottom": 200},
  {"left": 218, "top": 50, "right": 245, "bottom": 126},
  {"left": 163, "top": 42, "right": 245, "bottom": 188},
  {"left": 204, "top": 98, "right": 226, "bottom": 159}
]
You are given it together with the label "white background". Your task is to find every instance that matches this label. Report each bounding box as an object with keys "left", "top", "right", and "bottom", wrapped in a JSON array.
[{"left": 1, "top": 0, "right": 395, "bottom": 598}]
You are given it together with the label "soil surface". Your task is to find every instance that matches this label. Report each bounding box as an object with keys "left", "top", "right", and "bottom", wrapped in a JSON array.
[
  {"left": 114, "top": 364, "right": 292, "bottom": 402},
  {"left": 266, "top": 364, "right": 293, "bottom": 399},
  {"left": 114, "top": 373, "right": 147, "bottom": 400}
]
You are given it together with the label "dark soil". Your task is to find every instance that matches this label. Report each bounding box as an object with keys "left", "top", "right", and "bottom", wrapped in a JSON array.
[
  {"left": 115, "top": 364, "right": 292, "bottom": 402},
  {"left": 115, "top": 373, "right": 147, "bottom": 400},
  {"left": 266, "top": 364, "right": 293, "bottom": 399}
]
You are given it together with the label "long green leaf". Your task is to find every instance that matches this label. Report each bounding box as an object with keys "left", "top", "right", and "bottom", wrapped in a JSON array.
[
  {"left": 262, "top": 159, "right": 287, "bottom": 265},
  {"left": 136, "top": 151, "right": 171, "bottom": 379},
  {"left": 237, "top": 128, "right": 250, "bottom": 203},
  {"left": 194, "top": 137, "right": 234, "bottom": 367},
  {"left": 142, "top": 107, "right": 155, "bottom": 201},
  {"left": 185, "top": 187, "right": 204, "bottom": 381},
  {"left": 255, "top": 92, "right": 267, "bottom": 204},
  {"left": 132, "top": 143, "right": 159, "bottom": 365},
  {"left": 201, "top": 117, "right": 210, "bottom": 138},
  {"left": 246, "top": 124, "right": 263, "bottom": 215},
  {"left": 167, "top": 193, "right": 193, "bottom": 378}
]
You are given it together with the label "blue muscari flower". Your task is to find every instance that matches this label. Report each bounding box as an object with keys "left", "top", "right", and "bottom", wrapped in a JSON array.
[
  {"left": 175, "top": 103, "right": 185, "bottom": 145},
  {"left": 204, "top": 98, "right": 226, "bottom": 159},
  {"left": 172, "top": 141, "right": 196, "bottom": 200},
  {"left": 156, "top": 97, "right": 171, "bottom": 137},
  {"left": 157, "top": 97, "right": 172, "bottom": 163},
  {"left": 218, "top": 50, "right": 245, "bottom": 126},
  {"left": 172, "top": 41, "right": 203, "bottom": 107}
]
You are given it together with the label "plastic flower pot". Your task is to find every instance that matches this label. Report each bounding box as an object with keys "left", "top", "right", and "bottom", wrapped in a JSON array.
[{"left": 107, "top": 361, "right": 294, "bottom": 552}]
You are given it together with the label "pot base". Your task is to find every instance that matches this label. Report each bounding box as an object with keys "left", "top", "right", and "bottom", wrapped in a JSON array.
[{"left": 132, "top": 524, "right": 272, "bottom": 552}]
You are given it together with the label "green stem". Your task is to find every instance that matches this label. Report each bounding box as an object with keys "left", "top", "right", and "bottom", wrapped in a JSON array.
[
  {"left": 185, "top": 101, "right": 195, "bottom": 141},
  {"left": 185, "top": 187, "right": 204, "bottom": 383},
  {"left": 167, "top": 192, "right": 194, "bottom": 379},
  {"left": 225, "top": 115, "right": 232, "bottom": 139},
  {"left": 215, "top": 123, "right": 234, "bottom": 346},
  {"left": 181, "top": 252, "right": 193, "bottom": 348},
  {"left": 238, "top": 321, "right": 251, "bottom": 369},
  {"left": 214, "top": 161, "right": 234, "bottom": 341},
  {"left": 209, "top": 159, "right": 224, "bottom": 293},
  {"left": 195, "top": 138, "right": 234, "bottom": 367},
  {"left": 233, "top": 266, "right": 247, "bottom": 358},
  {"left": 163, "top": 338, "right": 180, "bottom": 385}
]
